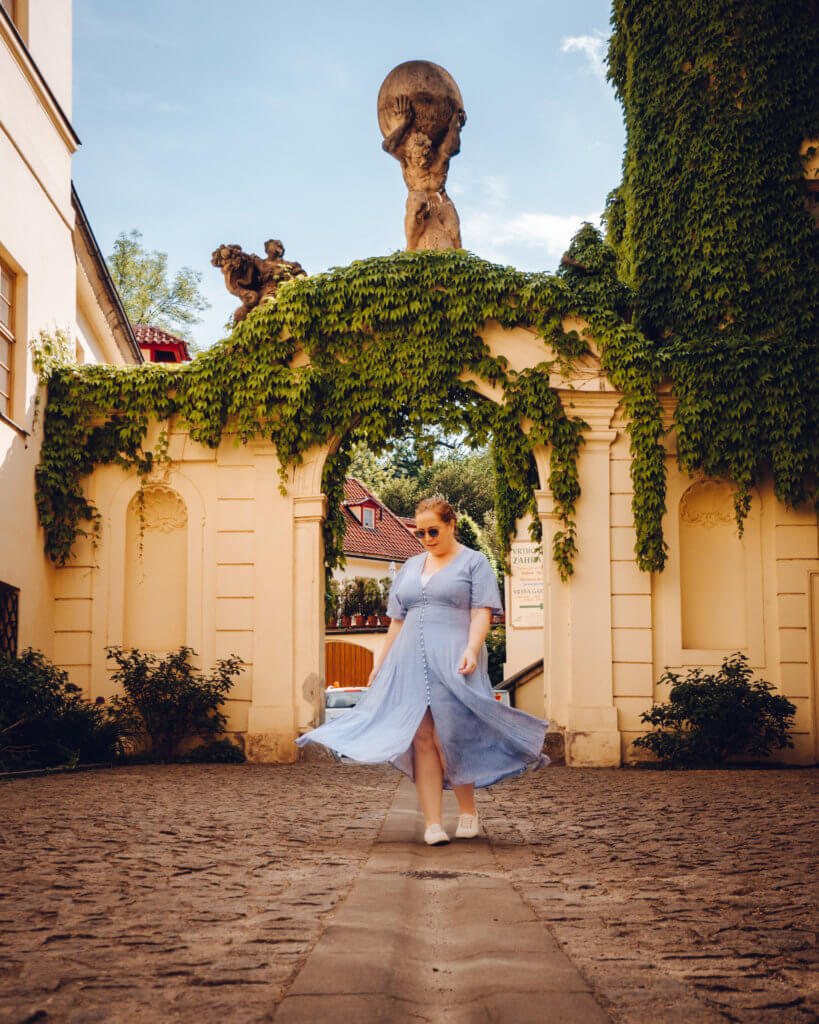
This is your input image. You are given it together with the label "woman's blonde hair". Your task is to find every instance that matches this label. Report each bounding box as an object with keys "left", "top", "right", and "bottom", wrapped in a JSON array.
[{"left": 415, "top": 494, "right": 457, "bottom": 524}]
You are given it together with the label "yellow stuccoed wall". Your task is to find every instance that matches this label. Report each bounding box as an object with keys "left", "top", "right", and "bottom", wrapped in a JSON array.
[
  {"left": 1, "top": 2, "right": 139, "bottom": 669},
  {"left": 49, "top": 322, "right": 819, "bottom": 767}
]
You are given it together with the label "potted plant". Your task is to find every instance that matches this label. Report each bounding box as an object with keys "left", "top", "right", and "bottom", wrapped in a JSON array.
[
  {"left": 377, "top": 576, "right": 392, "bottom": 626},
  {"left": 350, "top": 578, "right": 366, "bottom": 627},
  {"left": 339, "top": 580, "right": 355, "bottom": 628},
  {"left": 325, "top": 577, "right": 340, "bottom": 627},
  {"left": 363, "top": 578, "right": 381, "bottom": 627}
]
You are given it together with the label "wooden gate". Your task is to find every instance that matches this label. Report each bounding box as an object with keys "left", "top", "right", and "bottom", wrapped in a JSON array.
[{"left": 325, "top": 640, "right": 374, "bottom": 688}]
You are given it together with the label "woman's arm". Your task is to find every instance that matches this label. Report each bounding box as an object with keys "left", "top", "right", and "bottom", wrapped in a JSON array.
[
  {"left": 457, "top": 607, "right": 491, "bottom": 675},
  {"left": 367, "top": 618, "right": 404, "bottom": 684}
]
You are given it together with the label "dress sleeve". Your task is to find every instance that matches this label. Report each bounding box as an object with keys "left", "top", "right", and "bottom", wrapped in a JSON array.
[
  {"left": 386, "top": 562, "right": 409, "bottom": 620},
  {"left": 470, "top": 552, "right": 504, "bottom": 615}
]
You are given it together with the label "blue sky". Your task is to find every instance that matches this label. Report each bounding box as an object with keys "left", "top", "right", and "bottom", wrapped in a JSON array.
[{"left": 72, "top": 0, "right": 625, "bottom": 348}]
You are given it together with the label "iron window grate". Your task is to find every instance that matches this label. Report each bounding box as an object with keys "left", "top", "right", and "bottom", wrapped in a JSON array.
[{"left": 0, "top": 581, "right": 19, "bottom": 658}]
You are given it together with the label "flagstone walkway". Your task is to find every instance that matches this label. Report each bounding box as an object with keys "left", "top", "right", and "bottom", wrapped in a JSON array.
[{"left": 0, "top": 762, "right": 816, "bottom": 1023}]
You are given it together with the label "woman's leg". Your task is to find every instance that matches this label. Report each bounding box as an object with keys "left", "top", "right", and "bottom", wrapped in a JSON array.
[
  {"left": 451, "top": 782, "right": 477, "bottom": 816},
  {"left": 412, "top": 708, "right": 445, "bottom": 826},
  {"left": 428, "top": 716, "right": 476, "bottom": 817}
]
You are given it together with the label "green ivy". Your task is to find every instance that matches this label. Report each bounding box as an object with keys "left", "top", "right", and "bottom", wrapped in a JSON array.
[
  {"left": 35, "top": 248, "right": 661, "bottom": 583},
  {"left": 605, "top": 0, "right": 819, "bottom": 533},
  {"left": 34, "top": 3, "right": 819, "bottom": 594}
]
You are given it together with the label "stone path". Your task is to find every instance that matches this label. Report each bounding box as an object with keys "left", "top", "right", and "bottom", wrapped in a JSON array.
[
  {"left": 274, "top": 776, "right": 609, "bottom": 1023},
  {"left": 480, "top": 766, "right": 819, "bottom": 1024},
  {"left": 1, "top": 763, "right": 817, "bottom": 1023},
  {"left": 0, "top": 763, "right": 399, "bottom": 1024}
]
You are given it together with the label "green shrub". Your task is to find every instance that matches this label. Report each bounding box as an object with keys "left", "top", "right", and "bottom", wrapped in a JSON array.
[
  {"left": 634, "top": 653, "right": 796, "bottom": 768},
  {"left": 325, "top": 576, "right": 340, "bottom": 622},
  {"left": 105, "top": 645, "right": 243, "bottom": 762},
  {"left": 485, "top": 626, "right": 506, "bottom": 687},
  {"left": 179, "top": 738, "right": 245, "bottom": 763},
  {"left": 362, "top": 578, "right": 382, "bottom": 618},
  {"left": 0, "top": 648, "right": 123, "bottom": 770}
]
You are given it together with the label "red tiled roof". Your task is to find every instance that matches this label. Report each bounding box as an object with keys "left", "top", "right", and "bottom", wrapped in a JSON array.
[
  {"left": 134, "top": 324, "right": 191, "bottom": 359},
  {"left": 342, "top": 478, "right": 424, "bottom": 562},
  {"left": 397, "top": 514, "right": 417, "bottom": 532}
]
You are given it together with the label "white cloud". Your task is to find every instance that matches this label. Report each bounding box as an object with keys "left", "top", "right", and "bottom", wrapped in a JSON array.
[
  {"left": 457, "top": 175, "right": 602, "bottom": 266},
  {"left": 561, "top": 31, "right": 608, "bottom": 83},
  {"left": 462, "top": 209, "right": 602, "bottom": 267}
]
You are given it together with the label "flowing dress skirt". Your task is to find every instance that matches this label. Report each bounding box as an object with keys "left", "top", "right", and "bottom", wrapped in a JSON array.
[{"left": 295, "top": 546, "right": 551, "bottom": 789}]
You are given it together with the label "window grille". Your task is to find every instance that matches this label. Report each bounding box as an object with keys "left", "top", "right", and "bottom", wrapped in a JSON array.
[
  {"left": 0, "top": 259, "right": 14, "bottom": 418},
  {"left": 0, "top": 581, "right": 19, "bottom": 659}
]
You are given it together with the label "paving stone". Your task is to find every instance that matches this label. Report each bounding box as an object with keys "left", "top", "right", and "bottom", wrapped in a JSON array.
[
  {"left": 479, "top": 766, "right": 819, "bottom": 1024},
  {"left": 275, "top": 777, "right": 610, "bottom": 1023},
  {"left": 0, "top": 763, "right": 398, "bottom": 1024},
  {"left": 2, "top": 762, "right": 816, "bottom": 1023}
]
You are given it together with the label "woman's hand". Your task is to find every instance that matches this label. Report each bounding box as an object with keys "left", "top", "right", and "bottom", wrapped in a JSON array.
[{"left": 457, "top": 647, "right": 478, "bottom": 675}]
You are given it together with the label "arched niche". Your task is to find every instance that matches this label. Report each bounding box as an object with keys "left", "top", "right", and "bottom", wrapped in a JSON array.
[
  {"left": 98, "top": 468, "right": 206, "bottom": 674},
  {"left": 124, "top": 484, "right": 188, "bottom": 651},
  {"left": 678, "top": 479, "right": 759, "bottom": 652}
]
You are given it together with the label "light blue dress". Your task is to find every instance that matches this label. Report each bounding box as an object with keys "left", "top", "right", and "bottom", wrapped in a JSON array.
[{"left": 296, "top": 545, "right": 551, "bottom": 789}]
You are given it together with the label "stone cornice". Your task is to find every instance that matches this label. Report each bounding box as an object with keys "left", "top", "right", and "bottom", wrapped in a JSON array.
[{"left": 0, "top": 8, "right": 80, "bottom": 152}]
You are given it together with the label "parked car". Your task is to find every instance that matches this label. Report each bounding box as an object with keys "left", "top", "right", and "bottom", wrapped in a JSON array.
[{"left": 324, "top": 685, "right": 366, "bottom": 722}]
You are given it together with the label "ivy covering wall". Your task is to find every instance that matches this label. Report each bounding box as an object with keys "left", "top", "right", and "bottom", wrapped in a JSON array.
[
  {"left": 34, "top": 242, "right": 666, "bottom": 583},
  {"left": 34, "top": 0, "right": 818, "bottom": 588},
  {"left": 606, "top": 0, "right": 819, "bottom": 523}
]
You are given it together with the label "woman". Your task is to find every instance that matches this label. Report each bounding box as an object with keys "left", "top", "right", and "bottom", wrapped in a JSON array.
[{"left": 296, "top": 496, "right": 551, "bottom": 845}]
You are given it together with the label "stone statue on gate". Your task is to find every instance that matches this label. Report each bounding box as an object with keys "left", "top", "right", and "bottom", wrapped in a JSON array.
[
  {"left": 211, "top": 239, "right": 307, "bottom": 324},
  {"left": 378, "top": 60, "right": 466, "bottom": 251}
]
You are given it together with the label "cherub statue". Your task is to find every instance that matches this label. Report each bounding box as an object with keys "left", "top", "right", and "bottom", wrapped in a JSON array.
[
  {"left": 381, "top": 95, "right": 466, "bottom": 251},
  {"left": 211, "top": 239, "right": 306, "bottom": 323}
]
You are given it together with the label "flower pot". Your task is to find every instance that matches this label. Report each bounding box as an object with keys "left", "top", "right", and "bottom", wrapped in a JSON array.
[
  {"left": 340, "top": 616, "right": 351, "bottom": 628},
  {"left": 365, "top": 615, "right": 377, "bottom": 627},
  {"left": 351, "top": 614, "right": 364, "bottom": 627}
]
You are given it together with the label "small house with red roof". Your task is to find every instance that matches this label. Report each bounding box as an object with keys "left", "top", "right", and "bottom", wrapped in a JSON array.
[
  {"left": 337, "top": 477, "right": 423, "bottom": 577},
  {"left": 325, "top": 479, "right": 423, "bottom": 685},
  {"left": 134, "top": 324, "right": 191, "bottom": 364}
]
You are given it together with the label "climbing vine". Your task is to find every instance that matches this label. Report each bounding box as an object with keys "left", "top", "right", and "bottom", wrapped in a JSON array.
[
  {"left": 30, "top": 2, "right": 819, "bottom": 593},
  {"left": 605, "top": 0, "right": 819, "bottom": 530},
  {"left": 34, "top": 245, "right": 665, "bottom": 583}
]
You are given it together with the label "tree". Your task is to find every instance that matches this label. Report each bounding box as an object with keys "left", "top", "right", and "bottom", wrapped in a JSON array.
[
  {"left": 346, "top": 439, "right": 396, "bottom": 495},
  {"left": 107, "top": 229, "right": 210, "bottom": 345}
]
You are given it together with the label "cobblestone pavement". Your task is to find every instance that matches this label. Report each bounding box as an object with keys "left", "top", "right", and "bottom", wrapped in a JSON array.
[
  {"left": 1, "top": 764, "right": 817, "bottom": 1024},
  {"left": 0, "top": 763, "right": 399, "bottom": 1024},
  {"left": 479, "top": 766, "right": 819, "bottom": 1024}
]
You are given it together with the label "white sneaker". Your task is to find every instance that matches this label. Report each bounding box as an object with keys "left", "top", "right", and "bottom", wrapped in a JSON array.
[
  {"left": 423, "top": 823, "right": 450, "bottom": 845},
  {"left": 455, "top": 812, "right": 479, "bottom": 838}
]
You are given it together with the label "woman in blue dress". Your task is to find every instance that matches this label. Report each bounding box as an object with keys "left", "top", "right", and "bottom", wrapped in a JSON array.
[{"left": 295, "top": 496, "right": 551, "bottom": 845}]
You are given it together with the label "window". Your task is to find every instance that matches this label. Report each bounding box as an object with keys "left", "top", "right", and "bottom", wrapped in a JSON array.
[
  {"left": 363, "top": 506, "right": 375, "bottom": 529},
  {"left": 0, "top": 260, "right": 13, "bottom": 418},
  {"left": 0, "top": 581, "right": 19, "bottom": 658}
]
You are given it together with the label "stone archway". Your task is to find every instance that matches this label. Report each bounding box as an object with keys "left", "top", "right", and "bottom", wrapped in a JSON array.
[{"left": 281, "top": 321, "right": 626, "bottom": 767}]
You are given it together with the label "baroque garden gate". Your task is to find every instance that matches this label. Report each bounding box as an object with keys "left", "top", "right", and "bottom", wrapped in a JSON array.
[{"left": 40, "top": 294, "right": 819, "bottom": 768}]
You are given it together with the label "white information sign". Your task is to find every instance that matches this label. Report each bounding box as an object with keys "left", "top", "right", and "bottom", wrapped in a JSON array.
[{"left": 510, "top": 541, "right": 544, "bottom": 629}]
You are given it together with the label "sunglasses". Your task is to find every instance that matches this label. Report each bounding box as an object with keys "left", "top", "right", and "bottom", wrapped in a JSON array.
[{"left": 413, "top": 527, "right": 439, "bottom": 539}]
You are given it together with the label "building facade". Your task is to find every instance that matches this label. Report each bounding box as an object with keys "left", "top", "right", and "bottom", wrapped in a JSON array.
[{"left": 0, "top": 0, "right": 142, "bottom": 662}]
